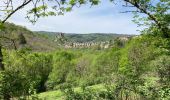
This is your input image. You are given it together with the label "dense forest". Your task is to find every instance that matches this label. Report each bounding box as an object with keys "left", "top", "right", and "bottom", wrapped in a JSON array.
[
  {"left": 0, "top": 23, "right": 169, "bottom": 100},
  {"left": 35, "top": 31, "right": 134, "bottom": 43},
  {"left": 0, "top": 0, "right": 169, "bottom": 100}
]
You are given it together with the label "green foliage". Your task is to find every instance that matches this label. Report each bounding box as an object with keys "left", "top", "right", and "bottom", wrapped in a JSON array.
[
  {"left": 0, "top": 33, "right": 169, "bottom": 100},
  {"left": 0, "top": 23, "right": 5, "bottom": 31},
  {"left": 0, "top": 22, "right": 58, "bottom": 51},
  {"left": 59, "top": 35, "right": 170, "bottom": 100},
  {"left": 46, "top": 51, "right": 76, "bottom": 90},
  {"left": 46, "top": 50, "right": 101, "bottom": 89},
  {"left": 1, "top": 28, "right": 170, "bottom": 100},
  {"left": 18, "top": 33, "right": 27, "bottom": 45},
  {"left": 151, "top": 55, "right": 170, "bottom": 85},
  {"left": 0, "top": 49, "right": 52, "bottom": 99}
]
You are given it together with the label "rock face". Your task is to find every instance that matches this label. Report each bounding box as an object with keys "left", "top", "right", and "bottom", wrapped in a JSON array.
[
  {"left": 64, "top": 41, "right": 111, "bottom": 49},
  {"left": 54, "top": 33, "right": 67, "bottom": 44}
]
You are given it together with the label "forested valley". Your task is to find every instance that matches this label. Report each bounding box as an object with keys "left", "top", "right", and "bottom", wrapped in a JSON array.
[{"left": 0, "top": 0, "right": 169, "bottom": 100}]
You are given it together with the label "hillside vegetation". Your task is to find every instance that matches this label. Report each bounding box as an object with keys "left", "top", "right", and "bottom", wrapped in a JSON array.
[
  {"left": 0, "top": 23, "right": 133, "bottom": 51},
  {"left": 0, "top": 23, "right": 58, "bottom": 51},
  {"left": 0, "top": 29, "right": 169, "bottom": 99},
  {"left": 35, "top": 31, "right": 134, "bottom": 43}
]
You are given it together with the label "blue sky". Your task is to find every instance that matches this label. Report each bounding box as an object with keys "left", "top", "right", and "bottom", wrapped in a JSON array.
[{"left": 7, "top": 0, "right": 143, "bottom": 34}]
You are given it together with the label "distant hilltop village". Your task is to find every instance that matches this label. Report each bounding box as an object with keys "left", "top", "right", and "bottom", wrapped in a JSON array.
[
  {"left": 64, "top": 41, "right": 111, "bottom": 49},
  {"left": 54, "top": 33, "right": 133, "bottom": 49}
]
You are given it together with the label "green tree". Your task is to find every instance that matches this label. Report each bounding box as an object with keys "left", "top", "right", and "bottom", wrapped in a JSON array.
[
  {"left": 0, "top": 50, "right": 52, "bottom": 99},
  {"left": 46, "top": 51, "right": 75, "bottom": 90},
  {"left": 18, "top": 33, "right": 27, "bottom": 45}
]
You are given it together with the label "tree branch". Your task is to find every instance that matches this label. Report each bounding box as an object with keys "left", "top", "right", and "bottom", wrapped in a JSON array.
[
  {"left": 123, "top": 0, "right": 169, "bottom": 37},
  {"left": 2, "top": 0, "right": 32, "bottom": 23}
]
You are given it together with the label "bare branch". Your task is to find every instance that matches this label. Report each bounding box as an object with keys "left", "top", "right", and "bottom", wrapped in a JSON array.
[
  {"left": 2, "top": 0, "right": 32, "bottom": 23},
  {"left": 122, "top": 5, "right": 135, "bottom": 7},
  {"left": 120, "top": 10, "right": 141, "bottom": 13}
]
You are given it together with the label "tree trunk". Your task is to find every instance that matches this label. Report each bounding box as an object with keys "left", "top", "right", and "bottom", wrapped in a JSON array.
[
  {"left": 0, "top": 45, "right": 4, "bottom": 70},
  {"left": 3, "top": 94, "right": 11, "bottom": 100}
]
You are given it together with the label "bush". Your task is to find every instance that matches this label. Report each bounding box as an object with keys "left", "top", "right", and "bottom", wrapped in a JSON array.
[{"left": 0, "top": 50, "right": 52, "bottom": 99}]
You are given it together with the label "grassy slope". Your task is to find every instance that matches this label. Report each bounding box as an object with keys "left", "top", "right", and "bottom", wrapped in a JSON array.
[
  {"left": 38, "top": 90, "right": 63, "bottom": 100},
  {"left": 24, "top": 33, "right": 58, "bottom": 51},
  {"left": 38, "top": 84, "right": 105, "bottom": 100}
]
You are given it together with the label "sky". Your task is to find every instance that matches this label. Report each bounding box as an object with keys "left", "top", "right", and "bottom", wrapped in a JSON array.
[{"left": 4, "top": 0, "right": 143, "bottom": 34}]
